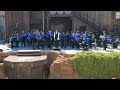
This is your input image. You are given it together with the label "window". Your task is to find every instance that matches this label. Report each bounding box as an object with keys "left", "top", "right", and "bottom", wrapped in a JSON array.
[{"left": 116, "top": 12, "right": 120, "bottom": 19}]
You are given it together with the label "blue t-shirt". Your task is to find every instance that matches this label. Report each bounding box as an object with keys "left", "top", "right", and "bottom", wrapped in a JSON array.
[
  {"left": 75, "top": 34, "right": 80, "bottom": 40},
  {"left": 103, "top": 34, "right": 108, "bottom": 41},
  {"left": 37, "top": 34, "right": 42, "bottom": 40},
  {"left": 60, "top": 34, "right": 65, "bottom": 37},
  {"left": 31, "top": 33, "right": 36, "bottom": 38},
  {"left": 84, "top": 36, "right": 88, "bottom": 43},
  {"left": 45, "top": 32, "right": 52, "bottom": 37},
  {"left": 27, "top": 34, "right": 31, "bottom": 40},
  {"left": 21, "top": 32, "right": 26, "bottom": 37}
]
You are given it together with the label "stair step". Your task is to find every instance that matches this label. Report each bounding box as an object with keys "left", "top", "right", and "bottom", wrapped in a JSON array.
[{"left": 17, "top": 50, "right": 41, "bottom": 56}]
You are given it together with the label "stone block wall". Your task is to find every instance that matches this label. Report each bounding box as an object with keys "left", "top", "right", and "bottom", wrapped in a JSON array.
[{"left": 0, "top": 63, "right": 8, "bottom": 79}]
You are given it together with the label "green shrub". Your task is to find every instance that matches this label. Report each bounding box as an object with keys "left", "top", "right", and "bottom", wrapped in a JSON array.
[{"left": 69, "top": 51, "right": 120, "bottom": 79}]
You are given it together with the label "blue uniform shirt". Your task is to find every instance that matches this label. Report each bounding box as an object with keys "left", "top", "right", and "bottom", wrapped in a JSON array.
[
  {"left": 84, "top": 36, "right": 88, "bottom": 43},
  {"left": 71, "top": 36, "right": 76, "bottom": 42},
  {"left": 103, "top": 34, "right": 108, "bottom": 41},
  {"left": 75, "top": 34, "right": 80, "bottom": 40},
  {"left": 37, "top": 34, "right": 42, "bottom": 40},
  {"left": 45, "top": 32, "right": 51, "bottom": 37},
  {"left": 21, "top": 32, "right": 26, "bottom": 37},
  {"left": 31, "top": 33, "right": 36, "bottom": 38},
  {"left": 27, "top": 34, "right": 31, "bottom": 40},
  {"left": 60, "top": 33, "right": 65, "bottom": 37}
]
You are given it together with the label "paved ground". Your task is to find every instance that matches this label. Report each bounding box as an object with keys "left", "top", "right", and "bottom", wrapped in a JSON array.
[{"left": 0, "top": 43, "right": 120, "bottom": 54}]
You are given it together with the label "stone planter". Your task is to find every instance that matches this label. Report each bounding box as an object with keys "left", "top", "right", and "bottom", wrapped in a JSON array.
[{"left": 4, "top": 55, "right": 47, "bottom": 79}]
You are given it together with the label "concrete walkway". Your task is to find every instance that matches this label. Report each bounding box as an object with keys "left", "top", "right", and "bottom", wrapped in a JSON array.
[{"left": 0, "top": 43, "right": 120, "bottom": 54}]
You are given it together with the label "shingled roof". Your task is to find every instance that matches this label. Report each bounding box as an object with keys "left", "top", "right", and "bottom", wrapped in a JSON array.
[{"left": 0, "top": 11, "right": 5, "bottom": 16}]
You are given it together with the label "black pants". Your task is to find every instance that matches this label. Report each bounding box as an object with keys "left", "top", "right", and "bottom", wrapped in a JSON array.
[
  {"left": 32, "top": 38, "right": 37, "bottom": 49},
  {"left": 21, "top": 36, "right": 26, "bottom": 47},
  {"left": 61, "top": 39, "right": 65, "bottom": 47},
  {"left": 27, "top": 39, "right": 32, "bottom": 46},
  {"left": 11, "top": 39, "right": 15, "bottom": 48},
  {"left": 113, "top": 42, "right": 118, "bottom": 49},
  {"left": 71, "top": 41, "right": 76, "bottom": 48},
  {"left": 37, "top": 39, "right": 44, "bottom": 49},
  {"left": 47, "top": 38, "right": 51, "bottom": 48},
  {"left": 96, "top": 40, "right": 101, "bottom": 47},
  {"left": 15, "top": 40, "right": 19, "bottom": 47},
  {"left": 67, "top": 37, "right": 70, "bottom": 46},
  {"left": 51, "top": 37, "right": 54, "bottom": 46},
  {"left": 54, "top": 40, "right": 59, "bottom": 47},
  {"left": 75, "top": 41, "right": 80, "bottom": 49},
  {"left": 103, "top": 40, "right": 107, "bottom": 50},
  {"left": 83, "top": 43, "right": 89, "bottom": 51},
  {"left": 88, "top": 40, "right": 92, "bottom": 49}
]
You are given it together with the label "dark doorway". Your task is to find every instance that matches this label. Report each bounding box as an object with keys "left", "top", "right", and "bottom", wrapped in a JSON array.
[
  {"left": 29, "top": 23, "right": 42, "bottom": 33},
  {"left": 79, "top": 26, "right": 87, "bottom": 32},
  {"left": 49, "top": 17, "right": 72, "bottom": 33}
]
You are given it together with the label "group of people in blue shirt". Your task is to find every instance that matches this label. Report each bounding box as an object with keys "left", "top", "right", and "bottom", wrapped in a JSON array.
[{"left": 9, "top": 30, "right": 120, "bottom": 50}]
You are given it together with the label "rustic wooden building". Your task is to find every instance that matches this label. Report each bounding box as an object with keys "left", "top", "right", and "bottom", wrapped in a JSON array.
[
  {"left": 5, "top": 11, "right": 29, "bottom": 39},
  {"left": 4, "top": 11, "right": 114, "bottom": 39},
  {"left": 0, "top": 11, "right": 5, "bottom": 40},
  {"left": 48, "top": 11, "right": 113, "bottom": 33}
]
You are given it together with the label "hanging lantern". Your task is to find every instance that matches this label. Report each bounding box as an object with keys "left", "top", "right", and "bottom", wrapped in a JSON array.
[
  {"left": 57, "top": 11, "right": 63, "bottom": 14},
  {"left": 50, "top": 11, "right": 56, "bottom": 14},
  {"left": 65, "top": 11, "right": 71, "bottom": 14}
]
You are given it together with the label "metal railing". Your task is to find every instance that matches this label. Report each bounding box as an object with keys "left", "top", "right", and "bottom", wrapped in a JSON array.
[{"left": 74, "top": 11, "right": 108, "bottom": 32}]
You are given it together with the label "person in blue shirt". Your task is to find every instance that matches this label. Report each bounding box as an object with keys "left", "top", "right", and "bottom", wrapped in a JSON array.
[
  {"left": 66, "top": 31, "right": 71, "bottom": 46},
  {"left": 36, "top": 32, "right": 43, "bottom": 49},
  {"left": 107, "top": 35, "right": 111, "bottom": 44},
  {"left": 31, "top": 31, "right": 37, "bottom": 49},
  {"left": 71, "top": 32, "right": 76, "bottom": 48},
  {"left": 14, "top": 32, "right": 19, "bottom": 47},
  {"left": 45, "top": 31, "right": 52, "bottom": 48},
  {"left": 77, "top": 32, "right": 84, "bottom": 49},
  {"left": 75, "top": 31, "right": 81, "bottom": 49},
  {"left": 88, "top": 32, "right": 95, "bottom": 49},
  {"left": 60, "top": 32, "right": 65, "bottom": 47},
  {"left": 81, "top": 31, "right": 89, "bottom": 50},
  {"left": 9, "top": 34, "right": 16, "bottom": 48},
  {"left": 113, "top": 36, "right": 119, "bottom": 49},
  {"left": 102, "top": 31, "right": 108, "bottom": 50},
  {"left": 26, "top": 32, "right": 32, "bottom": 46},
  {"left": 40, "top": 31, "right": 45, "bottom": 48},
  {"left": 69, "top": 32, "right": 73, "bottom": 47},
  {"left": 21, "top": 31, "right": 27, "bottom": 47},
  {"left": 51, "top": 31, "right": 54, "bottom": 46}
]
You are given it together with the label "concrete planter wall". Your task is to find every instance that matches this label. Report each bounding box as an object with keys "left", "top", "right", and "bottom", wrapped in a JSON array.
[
  {"left": 4, "top": 55, "right": 47, "bottom": 79},
  {"left": 0, "top": 51, "right": 78, "bottom": 79}
]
